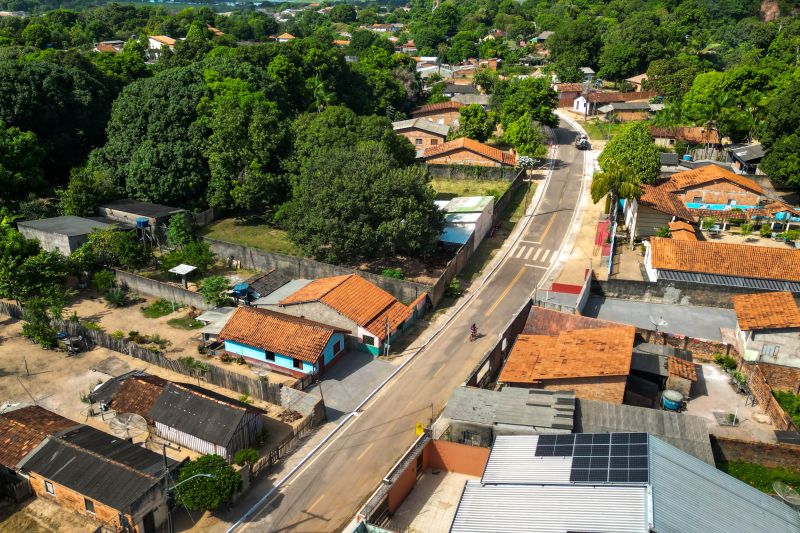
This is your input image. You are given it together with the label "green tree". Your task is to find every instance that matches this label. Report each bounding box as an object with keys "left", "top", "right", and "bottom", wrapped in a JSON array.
[
  {"left": 22, "top": 24, "right": 50, "bottom": 48},
  {"left": 760, "top": 134, "right": 800, "bottom": 188},
  {"left": 329, "top": 4, "right": 357, "bottom": 23},
  {"left": 199, "top": 275, "right": 231, "bottom": 307},
  {"left": 0, "top": 122, "right": 45, "bottom": 204},
  {"left": 758, "top": 82, "right": 800, "bottom": 148},
  {"left": 166, "top": 213, "right": 193, "bottom": 249},
  {"left": 452, "top": 104, "right": 494, "bottom": 142},
  {"left": 174, "top": 455, "right": 241, "bottom": 511},
  {"left": 78, "top": 227, "right": 151, "bottom": 270},
  {"left": 497, "top": 77, "right": 558, "bottom": 128},
  {"left": 503, "top": 113, "right": 544, "bottom": 157},
  {"left": 21, "top": 297, "right": 58, "bottom": 348},
  {"left": 57, "top": 169, "right": 119, "bottom": 217},
  {"left": 593, "top": 123, "right": 659, "bottom": 206}
]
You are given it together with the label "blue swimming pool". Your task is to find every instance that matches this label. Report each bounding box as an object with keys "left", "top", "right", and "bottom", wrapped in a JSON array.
[{"left": 685, "top": 203, "right": 757, "bottom": 211}]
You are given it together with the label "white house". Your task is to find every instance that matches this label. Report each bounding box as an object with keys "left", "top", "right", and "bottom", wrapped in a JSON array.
[{"left": 731, "top": 291, "right": 800, "bottom": 366}]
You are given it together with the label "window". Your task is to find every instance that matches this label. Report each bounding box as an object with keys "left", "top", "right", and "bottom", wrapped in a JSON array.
[
  {"left": 415, "top": 138, "right": 422, "bottom": 145},
  {"left": 761, "top": 344, "right": 780, "bottom": 358},
  {"left": 292, "top": 358, "right": 302, "bottom": 370},
  {"left": 84, "top": 498, "right": 95, "bottom": 514},
  {"left": 430, "top": 139, "right": 438, "bottom": 146},
  {"left": 265, "top": 351, "right": 275, "bottom": 362},
  {"left": 333, "top": 340, "right": 343, "bottom": 354},
  {"left": 362, "top": 335, "right": 376, "bottom": 347},
  {"left": 44, "top": 480, "right": 55, "bottom": 495},
  {"left": 692, "top": 196, "right": 702, "bottom": 203}
]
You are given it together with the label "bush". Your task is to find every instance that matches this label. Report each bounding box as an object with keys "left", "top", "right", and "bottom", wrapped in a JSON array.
[
  {"left": 21, "top": 298, "right": 57, "bottom": 348},
  {"left": 92, "top": 269, "right": 115, "bottom": 291},
  {"left": 760, "top": 225, "right": 772, "bottom": 237},
  {"left": 718, "top": 461, "right": 800, "bottom": 494},
  {"left": 733, "top": 371, "right": 746, "bottom": 385},
  {"left": 445, "top": 278, "right": 462, "bottom": 298},
  {"left": 382, "top": 268, "right": 405, "bottom": 279},
  {"left": 174, "top": 455, "right": 242, "bottom": 511},
  {"left": 701, "top": 218, "right": 719, "bottom": 230},
  {"left": 104, "top": 286, "right": 129, "bottom": 307},
  {"left": 739, "top": 223, "right": 753, "bottom": 236},
  {"left": 773, "top": 390, "right": 800, "bottom": 428},
  {"left": 233, "top": 448, "right": 259, "bottom": 466},
  {"left": 713, "top": 353, "right": 724, "bottom": 365},
  {"left": 111, "top": 330, "right": 125, "bottom": 340},
  {"left": 81, "top": 320, "right": 103, "bottom": 331},
  {"left": 237, "top": 393, "right": 254, "bottom": 404},
  {"left": 722, "top": 356, "right": 737, "bottom": 371},
  {"left": 200, "top": 276, "right": 231, "bottom": 307},
  {"left": 141, "top": 298, "right": 181, "bottom": 318}
]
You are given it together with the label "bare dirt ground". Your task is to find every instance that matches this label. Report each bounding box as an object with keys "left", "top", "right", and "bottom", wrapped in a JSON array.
[
  {"left": 61, "top": 290, "right": 296, "bottom": 387},
  {"left": 0, "top": 497, "right": 97, "bottom": 533}
]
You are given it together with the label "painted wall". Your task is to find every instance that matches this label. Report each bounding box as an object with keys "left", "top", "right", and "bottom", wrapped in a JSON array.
[{"left": 224, "top": 339, "right": 317, "bottom": 374}]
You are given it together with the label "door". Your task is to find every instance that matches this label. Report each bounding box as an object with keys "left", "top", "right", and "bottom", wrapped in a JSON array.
[{"left": 142, "top": 511, "right": 155, "bottom": 533}]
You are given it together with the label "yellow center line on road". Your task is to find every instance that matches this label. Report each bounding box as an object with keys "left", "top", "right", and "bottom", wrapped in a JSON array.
[
  {"left": 529, "top": 212, "right": 557, "bottom": 245},
  {"left": 306, "top": 494, "right": 325, "bottom": 513},
  {"left": 355, "top": 443, "right": 375, "bottom": 462},
  {"left": 485, "top": 266, "right": 526, "bottom": 317}
]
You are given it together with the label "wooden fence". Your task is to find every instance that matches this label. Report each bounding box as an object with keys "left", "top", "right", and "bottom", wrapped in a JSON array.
[
  {"left": 0, "top": 301, "right": 283, "bottom": 405},
  {"left": 251, "top": 415, "right": 315, "bottom": 478}
]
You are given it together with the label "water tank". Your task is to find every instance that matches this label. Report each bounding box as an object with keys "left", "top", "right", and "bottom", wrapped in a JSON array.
[
  {"left": 682, "top": 154, "right": 693, "bottom": 162},
  {"left": 135, "top": 217, "right": 150, "bottom": 229},
  {"left": 661, "top": 390, "right": 684, "bottom": 411}
]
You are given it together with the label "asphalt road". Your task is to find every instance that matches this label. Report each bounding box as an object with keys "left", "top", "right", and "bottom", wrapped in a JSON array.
[{"left": 223, "top": 120, "right": 587, "bottom": 533}]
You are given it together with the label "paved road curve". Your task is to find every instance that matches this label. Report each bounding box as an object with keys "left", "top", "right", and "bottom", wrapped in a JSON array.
[{"left": 224, "top": 120, "right": 587, "bottom": 533}]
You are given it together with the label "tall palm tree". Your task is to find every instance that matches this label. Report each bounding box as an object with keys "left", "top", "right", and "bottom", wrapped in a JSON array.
[
  {"left": 309, "top": 75, "right": 335, "bottom": 113},
  {"left": 591, "top": 160, "right": 642, "bottom": 213}
]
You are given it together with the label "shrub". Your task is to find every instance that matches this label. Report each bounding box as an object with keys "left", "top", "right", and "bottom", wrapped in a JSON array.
[
  {"left": 760, "top": 225, "right": 772, "bottom": 237},
  {"left": 713, "top": 353, "right": 724, "bottom": 365},
  {"left": 81, "top": 320, "right": 103, "bottom": 331},
  {"left": 237, "top": 393, "right": 254, "bottom": 404},
  {"left": 655, "top": 226, "right": 671, "bottom": 238},
  {"left": 722, "top": 356, "right": 737, "bottom": 371},
  {"left": 445, "top": 278, "right": 462, "bottom": 298},
  {"left": 773, "top": 390, "right": 800, "bottom": 428},
  {"left": 199, "top": 276, "right": 232, "bottom": 307},
  {"left": 733, "top": 371, "right": 746, "bottom": 385},
  {"left": 21, "top": 298, "right": 57, "bottom": 348},
  {"left": 174, "top": 455, "right": 242, "bottom": 511},
  {"left": 382, "top": 268, "right": 405, "bottom": 279},
  {"left": 104, "top": 286, "right": 129, "bottom": 307},
  {"left": 92, "top": 269, "right": 115, "bottom": 291},
  {"left": 255, "top": 427, "right": 270, "bottom": 446},
  {"left": 233, "top": 448, "right": 259, "bottom": 466},
  {"left": 236, "top": 356, "right": 246, "bottom": 365},
  {"left": 701, "top": 218, "right": 719, "bottom": 230},
  {"left": 141, "top": 298, "right": 181, "bottom": 318},
  {"left": 111, "top": 330, "right": 125, "bottom": 340},
  {"left": 739, "top": 223, "right": 753, "bottom": 236}
]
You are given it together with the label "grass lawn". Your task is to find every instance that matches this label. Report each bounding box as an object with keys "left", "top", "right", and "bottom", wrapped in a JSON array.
[
  {"left": 199, "top": 218, "right": 303, "bottom": 256},
  {"left": 717, "top": 461, "right": 800, "bottom": 493},
  {"left": 580, "top": 120, "right": 632, "bottom": 141},
  {"left": 457, "top": 181, "right": 533, "bottom": 283},
  {"left": 167, "top": 315, "right": 204, "bottom": 330},
  {"left": 431, "top": 179, "right": 510, "bottom": 202},
  {"left": 141, "top": 298, "right": 183, "bottom": 319}
]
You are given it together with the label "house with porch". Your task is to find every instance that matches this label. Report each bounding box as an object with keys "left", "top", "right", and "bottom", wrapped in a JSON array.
[
  {"left": 259, "top": 274, "right": 416, "bottom": 355},
  {"left": 219, "top": 306, "right": 347, "bottom": 377},
  {"left": 420, "top": 137, "right": 516, "bottom": 168},
  {"left": 392, "top": 118, "right": 449, "bottom": 150},
  {"left": 644, "top": 237, "right": 800, "bottom": 292},
  {"left": 410, "top": 101, "right": 465, "bottom": 126},
  {"left": 623, "top": 179, "right": 694, "bottom": 240},
  {"left": 746, "top": 201, "right": 800, "bottom": 233},
  {"left": 732, "top": 291, "right": 800, "bottom": 366}
]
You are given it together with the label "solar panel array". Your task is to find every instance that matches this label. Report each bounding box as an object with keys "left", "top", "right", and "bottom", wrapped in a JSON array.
[{"left": 535, "top": 433, "right": 650, "bottom": 484}]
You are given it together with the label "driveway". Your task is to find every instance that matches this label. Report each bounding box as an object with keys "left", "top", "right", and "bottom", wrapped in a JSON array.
[
  {"left": 306, "top": 351, "right": 394, "bottom": 421},
  {"left": 584, "top": 297, "right": 737, "bottom": 341}
]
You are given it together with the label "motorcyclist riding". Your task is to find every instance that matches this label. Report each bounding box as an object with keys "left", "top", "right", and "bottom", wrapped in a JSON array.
[{"left": 470, "top": 323, "right": 478, "bottom": 340}]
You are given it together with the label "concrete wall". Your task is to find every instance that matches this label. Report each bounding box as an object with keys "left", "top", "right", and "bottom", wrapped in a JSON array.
[
  {"left": 18, "top": 226, "right": 74, "bottom": 255},
  {"left": 747, "top": 330, "right": 800, "bottom": 367},
  {"left": 427, "top": 164, "right": 516, "bottom": 181},
  {"left": 711, "top": 436, "right": 800, "bottom": 471},
  {"left": 205, "top": 238, "right": 429, "bottom": 305},
  {"left": 427, "top": 440, "right": 490, "bottom": 476},
  {"left": 591, "top": 278, "right": 800, "bottom": 308},
  {"left": 410, "top": 109, "right": 461, "bottom": 126},
  {"left": 114, "top": 269, "right": 209, "bottom": 309}
]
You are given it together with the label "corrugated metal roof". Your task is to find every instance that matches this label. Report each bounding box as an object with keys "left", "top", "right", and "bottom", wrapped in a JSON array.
[
  {"left": 649, "top": 436, "right": 800, "bottom": 533},
  {"left": 482, "top": 435, "right": 574, "bottom": 484},
  {"left": 450, "top": 481, "right": 649, "bottom": 533},
  {"left": 253, "top": 279, "right": 312, "bottom": 306}
]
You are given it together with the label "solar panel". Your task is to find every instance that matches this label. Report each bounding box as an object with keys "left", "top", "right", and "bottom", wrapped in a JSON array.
[{"left": 564, "top": 433, "right": 650, "bottom": 485}]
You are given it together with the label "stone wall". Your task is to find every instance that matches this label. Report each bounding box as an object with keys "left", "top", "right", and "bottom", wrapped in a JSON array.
[
  {"left": 592, "top": 278, "right": 800, "bottom": 308},
  {"left": 113, "top": 269, "right": 209, "bottom": 309},
  {"left": 758, "top": 363, "right": 800, "bottom": 394},
  {"left": 711, "top": 436, "right": 800, "bottom": 471},
  {"left": 204, "top": 238, "right": 430, "bottom": 305},
  {"left": 740, "top": 362, "right": 795, "bottom": 431}
]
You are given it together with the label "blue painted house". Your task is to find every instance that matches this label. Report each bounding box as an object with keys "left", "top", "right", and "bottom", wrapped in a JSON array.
[{"left": 218, "top": 306, "right": 347, "bottom": 377}]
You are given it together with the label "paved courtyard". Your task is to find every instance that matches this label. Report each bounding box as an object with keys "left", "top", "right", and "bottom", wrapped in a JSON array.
[
  {"left": 306, "top": 351, "right": 395, "bottom": 421},
  {"left": 387, "top": 470, "right": 477, "bottom": 533},
  {"left": 584, "top": 297, "right": 737, "bottom": 341}
]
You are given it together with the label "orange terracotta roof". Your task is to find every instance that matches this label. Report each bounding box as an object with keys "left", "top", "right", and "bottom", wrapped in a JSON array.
[
  {"left": 0, "top": 406, "right": 75, "bottom": 468},
  {"left": 639, "top": 180, "right": 694, "bottom": 220},
  {"left": 649, "top": 126, "right": 720, "bottom": 145},
  {"left": 422, "top": 137, "right": 517, "bottom": 166},
  {"left": 669, "top": 164, "right": 763, "bottom": 195},
  {"left": 276, "top": 32, "right": 295, "bottom": 40},
  {"left": 732, "top": 292, "right": 800, "bottom": 330},
  {"left": 523, "top": 307, "right": 625, "bottom": 335},
  {"left": 747, "top": 201, "right": 800, "bottom": 219},
  {"left": 207, "top": 25, "right": 224, "bottom": 36},
  {"left": 555, "top": 83, "right": 584, "bottom": 93},
  {"left": 149, "top": 35, "right": 176, "bottom": 46},
  {"left": 668, "top": 356, "right": 697, "bottom": 381},
  {"left": 668, "top": 221, "right": 697, "bottom": 241},
  {"left": 649, "top": 237, "right": 800, "bottom": 281},
  {"left": 498, "top": 326, "right": 635, "bottom": 383},
  {"left": 95, "top": 42, "right": 121, "bottom": 53},
  {"left": 109, "top": 375, "right": 167, "bottom": 419},
  {"left": 280, "top": 274, "right": 412, "bottom": 340},
  {"left": 411, "top": 101, "right": 465, "bottom": 114},
  {"left": 219, "top": 306, "right": 345, "bottom": 363},
  {"left": 333, "top": 39, "right": 350, "bottom": 46}
]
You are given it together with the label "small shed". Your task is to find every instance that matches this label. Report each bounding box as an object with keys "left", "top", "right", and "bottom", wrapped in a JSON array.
[
  {"left": 17, "top": 216, "right": 113, "bottom": 255},
  {"left": 98, "top": 198, "right": 185, "bottom": 227},
  {"left": 438, "top": 196, "right": 494, "bottom": 248}
]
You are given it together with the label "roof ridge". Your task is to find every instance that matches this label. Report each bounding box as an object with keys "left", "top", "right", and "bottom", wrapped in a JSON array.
[
  {"left": 53, "top": 430, "right": 159, "bottom": 480},
  {"left": 168, "top": 382, "right": 249, "bottom": 413}
]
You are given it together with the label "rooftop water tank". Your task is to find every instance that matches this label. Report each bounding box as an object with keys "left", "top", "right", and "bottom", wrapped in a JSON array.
[
  {"left": 661, "top": 389, "right": 684, "bottom": 411},
  {"left": 135, "top": 217, "right": 150, "bottom": 229},
  {"left": 682, "top": 154, "right": 693, "bottom": 162}
]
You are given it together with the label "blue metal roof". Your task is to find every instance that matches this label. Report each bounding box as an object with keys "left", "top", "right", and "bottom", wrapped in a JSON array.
[{"left": 440, "top": 226, "right": 473, "bottom": 245}]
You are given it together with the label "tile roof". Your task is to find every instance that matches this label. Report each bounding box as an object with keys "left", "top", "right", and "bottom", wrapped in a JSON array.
[
  {"left": 649, "top": 237, "right": 800, "bottom": 282},
  {"left": 638, "top": 180, "right": 694, "bottom": 220},
  {"left": 587, "top": 91, "right": 639, "bottom": 103},
  {"left": 522, "top": 306, "right": 625, "bottom": 335},
  {"left": 667, "top": 356, "right": 697, "bottom": 381},
  {"left": 0, "top": 406, "right": 76, "bottom": 468},
  {"left": 731, "top": 291, "right": 800, "bottom": 330},
  {"left": 499, "top": 326, "right": 635, "bottom": 383},
  {"left": 422, "top": 137, "right": 517, "bottom": 166},
  {"left": 668, "top": 164, "right": 762, "bottom": 194},
  {"left": 149, "top": 35, "right": 176, "bottom": 46},
  {"left": 649, "top": 126, "right": 721, "bottom": 145},
  {"left": 668, "top": 221, "right": 697, "bottom": 241},
  {"left": 332, "top": 39, "right": 350, "bottom": 46},
  {"left": 109, "top": 374, "right": 167, "bottom": 419},
  {"left": 219, "top": 306, "right": 345, "bottom": 363},
  {"left": 95, "top": 42, "right": 122, "bottom": 53},
  {"left": 747, "top": 201, "right": 800, "bottom": 219},
  {"left": 276, "top": 32, "right": 295, "bottom": 39},
  {"left": 411, "top": 101, "right": 465, "bottom": 114},
  {"left": 280, "top": 274, "right": 413, "bottom": 340},
  {"left": 555, "top": 83, "right": 584, "bottom": 93}
]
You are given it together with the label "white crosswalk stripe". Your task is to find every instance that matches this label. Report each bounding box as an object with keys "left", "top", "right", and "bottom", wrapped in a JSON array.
[
  {"left": 524, "top": 247, "right": 534, "bottom": 260},
  {"left": 540, "top": 249, "right": 551, "bottom": 262},
  {"left": 513, "top": 245, "right": 556, "bottom": 265},
  {"left": 532, "top": 248, "right": 542, "bottom": 261}
]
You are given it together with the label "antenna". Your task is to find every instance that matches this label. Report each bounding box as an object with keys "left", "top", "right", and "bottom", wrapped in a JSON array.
[
  {"left": 773, "top": 482, "right": 800, "bottom": 509},
  {"left": 108, "top": 413, "right": 148, "bottom": 441}
]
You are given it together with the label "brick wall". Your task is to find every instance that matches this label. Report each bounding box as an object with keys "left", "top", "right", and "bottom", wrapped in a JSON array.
[
  {"left": 539, "top": 375, "right": 627, "bottom": 404},
  {"left": 426, "top": 149, "right": 505, "bottom": 167},
  {"left": 711, "top": 436, "right": 800, "bottom": 471},
  {"left": 740, "top": 362, "right": 795, "bottom": 431},
  {"left": 758, "top": 363, "right": 800, "bottom": 394},
  {"left": 640, "top": 329, "right": 736, "bottom": 362},
  {"left": 396, "top": 129, "right": 445, "bottom": 148},
  {"left": 677, "top": 181, "right": 761, "bottom": 207},
  {"left": 427, "top": 440, "right": 490, "bottom": 477},
  {"left": 29, "top": 472, "right": 128, "bottom": 530}
]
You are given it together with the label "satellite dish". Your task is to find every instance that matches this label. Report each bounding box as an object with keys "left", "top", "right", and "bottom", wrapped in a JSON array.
[
  {"left": 109, "top": 413, "right": 148, "bottom": 441},
  {"left": 773, "top": 481, "right": 800, "bottom": 508},
  {"left": 649, "top": 315, "right": 668, "bottom": 328}
]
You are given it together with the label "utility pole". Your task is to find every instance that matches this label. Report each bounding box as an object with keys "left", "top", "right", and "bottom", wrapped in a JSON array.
[
  {"left": 163, "top": 445, "right": 174, "bottom": 533},
  {"left": 384, "top": 316, "right": 390, "bottom": 358}
]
